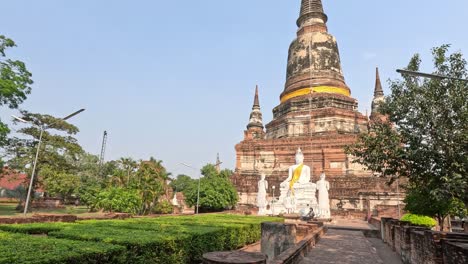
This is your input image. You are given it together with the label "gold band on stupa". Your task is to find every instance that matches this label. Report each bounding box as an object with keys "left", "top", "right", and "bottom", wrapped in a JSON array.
[{"left": 280, "top": 86, "right": 350, "bottom": 103}]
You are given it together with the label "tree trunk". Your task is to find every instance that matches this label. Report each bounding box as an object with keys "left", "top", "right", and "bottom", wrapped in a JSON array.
[{"left": 437, "top": 215, "right": 446, "bottom": 231}]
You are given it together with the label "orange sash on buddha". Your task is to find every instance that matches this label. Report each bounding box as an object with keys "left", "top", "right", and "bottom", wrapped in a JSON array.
[{"left": 289, "top": 163, "right": 304, "bottom": 195}]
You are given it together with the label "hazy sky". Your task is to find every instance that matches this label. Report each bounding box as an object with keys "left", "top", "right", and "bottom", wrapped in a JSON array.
[{"left": 1, "top": 0, "right": 467, "bottom": 177}]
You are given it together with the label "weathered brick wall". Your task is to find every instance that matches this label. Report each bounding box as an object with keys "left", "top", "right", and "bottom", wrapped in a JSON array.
[
  {"left": 381, "top": 218, "right": 468, "bottom": 264},
  {"left": 410, "top": 231, "right": 429, "bottom": 264},
  {"left": 442, "top": 240, "right": 468, "bottom": 264},
  {"left": 394, "top": 225, "right": 403, "bottom": 255}
]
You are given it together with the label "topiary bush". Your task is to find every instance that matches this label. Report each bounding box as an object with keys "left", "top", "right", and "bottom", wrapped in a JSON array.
[{"left": 401, "top": 214, "right": 437, "bottom": 228}]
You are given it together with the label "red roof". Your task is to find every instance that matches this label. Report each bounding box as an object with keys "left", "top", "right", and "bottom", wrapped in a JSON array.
[{"left": 0, "top": 173, "right": 27, "bottom": 190}]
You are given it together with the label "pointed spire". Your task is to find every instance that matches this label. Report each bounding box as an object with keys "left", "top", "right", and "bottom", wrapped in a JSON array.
[
  {"left": 253, "top": 85, "right": 260, "bottom": 107},
  {"left": 247, "top": 85, "right": 264, "bottom": 130},
  {"left": 215, "top": 153, "right": 222, "bottom": 173},
  {"left": 374, "top": 67, "right": 384, "bottom": 97},
  {"left": 297, "top": 0, "right": 328, "bottom": 27},
  {"left": 371, "top": 67, "right": 385, "bottom": 117}
]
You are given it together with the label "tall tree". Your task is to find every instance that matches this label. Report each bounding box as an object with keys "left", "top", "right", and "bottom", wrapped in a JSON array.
[
  {"left": 118, "top": 157, "right": 138, "bottom": 187},
  {"left": 6, "top": 110, "right": 83, "bottom": 204},
  {"left": 133, "top": 157, "right": 171, "bottom": 215},
  {"left": 0, "top": 35, "right": 33, "bottom": 169},
  {"left": 346, "top": 45, "right": 468, "bottom": 227}
]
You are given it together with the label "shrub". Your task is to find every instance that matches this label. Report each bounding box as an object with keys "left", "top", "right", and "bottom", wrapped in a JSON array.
[
  {"left": 93, "top": 187, "right": 142, "bottom": 214},
  {"left": 0, "top": 231, "right": 126, "bottom": 264},
  {"left": 153, "top": 200, "right": 173, "bottom": 214},
  {"left": 401, "top": 214, "right": 437, "bottom": 228}
]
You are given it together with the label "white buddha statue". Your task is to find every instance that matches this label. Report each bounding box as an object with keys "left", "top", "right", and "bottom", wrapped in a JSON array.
[
  {"left": 317, "top": 172, "right": 331, "bottom": 219},
  {"left": 280, "top": 148, "right": 311, "bottom": 190},
  {"left": 272, "top": 148, "right": 318, "bottom": 216},
  {"left": 277, "top": 148, "right": 317, "bottom": 214},
  {"left": 257, "top": 174, "right": 268, "bottom": 215}
]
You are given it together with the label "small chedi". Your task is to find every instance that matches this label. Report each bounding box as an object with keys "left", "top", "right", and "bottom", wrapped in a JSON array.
[{"left": 259, "top": 148, "right": 331, "bottom": 218}]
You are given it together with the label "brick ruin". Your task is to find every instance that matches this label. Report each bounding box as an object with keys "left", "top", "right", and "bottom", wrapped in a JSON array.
[{"left": 231, "top": 0, "right": 402, "bottom": 218}]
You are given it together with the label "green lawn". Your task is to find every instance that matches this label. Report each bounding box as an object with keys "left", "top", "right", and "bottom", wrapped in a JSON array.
[
  {"left": 0, "top": 204, "right": 16, "bottom": 216},
  {"left": 0, "top": 214, "right": 283, "bottom": 264},
  {"left": 0, "top": 203, "right": 90, "bottom": 217}
]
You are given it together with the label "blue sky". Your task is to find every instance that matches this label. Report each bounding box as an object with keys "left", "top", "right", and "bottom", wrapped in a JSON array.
[{"left": 2, "top": 0, "right": 468, "bottom": 177}]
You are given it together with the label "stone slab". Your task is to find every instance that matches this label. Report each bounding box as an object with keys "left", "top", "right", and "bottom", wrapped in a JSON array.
[{"left": 202, "top": 251, "right": 266, "bottom": 264}]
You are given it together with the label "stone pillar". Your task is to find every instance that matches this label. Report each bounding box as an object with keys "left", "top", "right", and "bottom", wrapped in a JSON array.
[{"left": 261, "top": 222, "right": 296, "bottom": 260}]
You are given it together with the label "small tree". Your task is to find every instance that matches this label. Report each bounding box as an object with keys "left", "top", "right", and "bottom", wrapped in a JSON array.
[
  {"left": 346, "top": 45, "right": 468, "bottom": 229},
  {"left": 184, "top": 164, "right": 238, "bottom": 212}
]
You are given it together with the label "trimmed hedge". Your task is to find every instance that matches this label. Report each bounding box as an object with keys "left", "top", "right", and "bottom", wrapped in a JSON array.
[
  {"left": 401, "top": 214, "right": 437, "bottom": 228},
  {"left": 0, "top": 222, "right": 69, "bottom": 234},
  {"left": 0, "top": 214, "right": 282, "bottom": 264},
  {"left": 0, "top": 231, "right": 126, "bottom": 264}
]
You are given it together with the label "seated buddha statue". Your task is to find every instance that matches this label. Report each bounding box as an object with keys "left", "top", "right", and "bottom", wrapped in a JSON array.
[{"left": 279, "top": 148, "right": 316, "bottom": 204}]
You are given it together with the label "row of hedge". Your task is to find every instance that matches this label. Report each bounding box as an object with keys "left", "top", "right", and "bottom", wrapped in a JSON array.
[
  {"left": 0, "top": 231, "right": 126, "bottom": 264},
  {"left": 0, "top": 214, "right": 282, "bottom": 264}
]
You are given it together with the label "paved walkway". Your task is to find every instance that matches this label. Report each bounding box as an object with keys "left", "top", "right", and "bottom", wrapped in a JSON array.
[
  {"left": 325, "top": 219, "right": 378, "bottom": 231},
  {"left": 300, "top": 229, "right": 401, "bottom": 264}
]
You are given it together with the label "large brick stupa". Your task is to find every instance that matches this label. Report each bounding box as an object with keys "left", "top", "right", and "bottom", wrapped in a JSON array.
[{"left": 231, "top": 0, "right": 401, "bottom": 217}]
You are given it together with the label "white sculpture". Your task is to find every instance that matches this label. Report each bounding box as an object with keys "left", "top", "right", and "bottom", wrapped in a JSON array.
[
  {"left": 171, "top": 193, "right": 179, "bottom": 206},
  {"left": 317, "top": 173, "right": 331, "bottom": 219},
  {"left": 257, "top": 174, "right": 268, "bottom": 215},
  {"left": 274, "top": 148, "right": 318, "bottom": 215}
]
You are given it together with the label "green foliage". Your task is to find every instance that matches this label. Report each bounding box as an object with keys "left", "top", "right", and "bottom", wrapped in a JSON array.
[
  {"left": 153, "top": 200, "right": 173, "bottom": 214},
  {"left": 78, "top": 156, "right": 173, "bottom": 215},
  {"left": 0, "top": 214, "right": 282, "bottom": 264},
  {"left": 92, "top": 187, "right": 142, "bottom": 214},
  {"left": 404, "top": 185, "right": 467, "bottom": 230},
  {"left": 0, "top": 231, "right": 126, "bottom": 264},
  {"left": 170, "top": 174, "right": 195, "bottom": 193},
  {"left": 133, "top": 158, "right": 169, "bottom": 215},
  {"left": 346, "top": 45, "right": 468, "bottom": 229},
  {"left": 401, "top": 214, "right": 437, "bottom": 228},
  {"left": 184, "top": 164, "right": 238, "bottom": 212},
  {"left": 42, "top": 165, "right": 80, "bottom": 201},
  {"left": 0, "top": 35, "right": 33, "bottom": 145}
]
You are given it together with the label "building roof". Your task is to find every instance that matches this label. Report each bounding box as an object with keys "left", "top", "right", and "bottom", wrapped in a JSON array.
[{"left": 0, "top": 173, "right": 27, "bottom": 190}]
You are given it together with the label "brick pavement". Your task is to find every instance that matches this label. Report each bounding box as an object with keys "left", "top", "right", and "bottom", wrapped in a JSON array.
[{"left": 300, "top": 229, "right": 392, "bottom": 264}]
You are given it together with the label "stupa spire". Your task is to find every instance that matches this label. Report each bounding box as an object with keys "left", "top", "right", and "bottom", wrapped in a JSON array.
[
  {"left": 247, "top": 85, "right": 264, "bottom": 130},
  {"left": 280, "top": 0, "right": 349, "bottom": 104},
  {"left": 297, "top": 0, "right": 328, "bottom": 27},
  {"left": 374, "top": 67, "right": 384, "bottom": 97},
  {"left": 253, "top": 85, "right": 260, "bottom": 107},
  {"left": 371, "top": 67, "right": 385, "bottom": 117}
]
